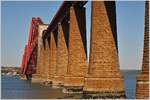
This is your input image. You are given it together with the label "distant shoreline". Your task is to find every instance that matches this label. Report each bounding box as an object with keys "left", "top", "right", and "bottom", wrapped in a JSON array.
[
  {"left": 1, "top": 66, "right": 19, "bottom": 76},
  {"left": 1, "top": 66, "right": 140, "bottom": 77}
]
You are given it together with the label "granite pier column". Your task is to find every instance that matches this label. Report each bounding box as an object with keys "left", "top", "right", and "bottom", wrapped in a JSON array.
[
  {"left": 42, "top": 38, "right": 51, "bottom": 85},
  {"left": 49, "top": 31, "right": 57, "bottom": 85},
  {"left": 83, "top": 1, "right": 125, "bottom": 99},
  {"left": 40, "top": 38, "right": 46, "bottom": 82},
  {"left": 53, "top": 22, "right": 68, "bottom": 88},
  {"left": 63, "top": 6, "right": 88, "bottom": 93},
  {"left": 136, "top": 1, "right": 149, "bottom": 99},
  {"left": 32, "top": 25, "right": 48, "bottom": 83}
]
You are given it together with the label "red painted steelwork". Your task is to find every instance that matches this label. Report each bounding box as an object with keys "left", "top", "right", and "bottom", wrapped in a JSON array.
[
  {"left": 20, "top": 45, "right": 28, "bottom": 74},
  {"left": 20, "top": 17, "right": 43, "bottom": 77}
]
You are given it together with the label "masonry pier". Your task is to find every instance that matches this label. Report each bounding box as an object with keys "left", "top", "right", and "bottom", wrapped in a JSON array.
[
  {"left": 52, "top": 22, "right": 69, "bottom": 88},
  {"left": 83, "top": 1, "right": 125, "bottom": 99},
  {"left": 136, "top": 1, "right": 149, "bottom": 99},
  {"left": 32, "top": 25, "right": 48, "bottom": 83},
  {"left": 63, "top": 5, "right": 88, "bottom": 93}
]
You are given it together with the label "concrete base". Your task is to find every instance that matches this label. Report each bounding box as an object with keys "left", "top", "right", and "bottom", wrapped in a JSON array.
[
  {"left": 53, "top": 76, "right": 64, "bottom": 88},
  {"left": 32, "top": 75, "right": 42, "bottom": 83},
  {"left": 20, "top": 75, "right": 27, "bottom": 80},
  {"left": 63, "top": 76, "right": 84, "bottom": 93},
  {"left": 83, "top": 91, "right": 125, "bottom": 99},
  {"left": 42, "top": 81, "right": 52, "bottom": 86},
  {"left": 62, "top": 86, "right": 83, "bottom": 94},
  {"left": 52, "top": 84, "right": 63, "bottom": 89},
  {"left": 136, "top": 73, "right": 149, "bottom": 99},
  {"left": 41, "top": 79, "right": 53, "bottom": 86},
  {"left": 32, "top": 78, "right": 42, "bottom": 83},
  {"left": 83, "top": 76, "right": 125, "bottom": 98}
]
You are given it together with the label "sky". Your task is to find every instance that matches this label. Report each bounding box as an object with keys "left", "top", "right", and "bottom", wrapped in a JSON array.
[{"left": 1, "top": 1, "right": 145, "bottom": 70}]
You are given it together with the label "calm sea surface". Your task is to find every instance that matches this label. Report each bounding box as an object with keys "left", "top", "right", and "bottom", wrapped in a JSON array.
[{"left": 1, "top": 70, "right": 140, "bottom": 99}]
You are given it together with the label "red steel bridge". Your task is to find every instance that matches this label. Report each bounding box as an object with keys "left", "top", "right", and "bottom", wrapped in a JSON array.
[{"left": 20, "top": 17, "right": 43, "bottom": 79}]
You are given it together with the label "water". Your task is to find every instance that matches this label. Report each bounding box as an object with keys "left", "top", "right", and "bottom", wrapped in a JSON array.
[
  {"left": 123, "top": 70, "right": 140, "bottom": 99},
  {"left": 1, "top": 76, "right": 81, "bottom": 99},
  {"left": 1, "top": 70, "right": 140, "bottom": 99}
]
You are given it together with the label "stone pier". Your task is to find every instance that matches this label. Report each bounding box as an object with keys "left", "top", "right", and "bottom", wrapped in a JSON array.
[
  {"left": 63, "top": 6, "right": 88, "bottom": 93},
  {"left": 40, "top": 38, "right": 46, "bottom": 83},
  {"left": 53, "top": 21, "right": 69, "bottom": 88},
  {"left": 42, "top": 39, "right": 47, "bottom": 83},
  {"left": 49, "top": 31, "right": 57, "bottom": 86},
  {"left": 83, "top": 1, "right": 125, "bottom": 99},
  {"left": 42, "top": 38, "right": 51, "bottom": 85},
  {"left": 136, "top": 1, "right": 149, "bottom": 99},
  {"left": 32, "top": 25, "right": 48, "bottom": 83}
]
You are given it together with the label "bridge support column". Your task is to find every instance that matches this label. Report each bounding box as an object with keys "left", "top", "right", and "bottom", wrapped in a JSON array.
[
  {"left": 42, "top": 39, "right": 52, "bottom": 85},
  {"left": 83, "top": 1, "right": 125, "bottom": 99},
  {"left": 42, "top": 40, "right": 47, "bottom": 82},
  {"left": 136, "top": 1, "right": 149, "bottom": 99},
  {"left": 53, "top": 22, "right": 68, "bottom": 88},
  {"left": 40, "top": 39, "right": 46, "bottom": 83},
  {"left": 49, "top": 31, "right": 57, "bottom": 86},
  {"left": 63, "top": 6, "right": 88, "bottom": 93},
  {"left": 31, "top": 55, "right": 42, "bottom": 83},
  {"left": 32, "top": 25, "right": 48, "bottom": 83}
]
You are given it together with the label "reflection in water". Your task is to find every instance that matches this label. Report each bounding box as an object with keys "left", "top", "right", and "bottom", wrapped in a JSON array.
[{"left": 1, "top": 70, "right": 139, "bottom": 99}]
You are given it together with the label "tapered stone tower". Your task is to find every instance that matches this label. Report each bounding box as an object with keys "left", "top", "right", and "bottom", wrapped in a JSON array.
[
  {"left": 53, "top": 22, "right": 68, "bottom": 88},
  {"left": 136, "top": 1, "right": 149, "bottom": 99},
  {"left": 33, "top": 31, "right": 45, "bottom": 83},
  {"left": 43, "top": 37, "right": 51, "bottom": 84},
  {"left": 63, "top": 6, "right": 88, "bottom": 93},
  {"left": 83, "top": 1, "right": 125, "bottom": 98},
  {"left": 40, "top": 36, "right": 46, "bottom": 82},
  {"left": 32, "top": 25, "right": 48, "bottom": 83},
  {"left": 42, "top": 38, "right": 47, "bottom": 82},
  {"left": 49, "top": 31, "right": 57, "bottom": 85}
]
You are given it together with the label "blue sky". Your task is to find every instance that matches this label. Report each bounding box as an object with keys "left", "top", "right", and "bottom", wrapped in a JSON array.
[{"left": 1, "top": 1, "right": 145, "bottom": 70}]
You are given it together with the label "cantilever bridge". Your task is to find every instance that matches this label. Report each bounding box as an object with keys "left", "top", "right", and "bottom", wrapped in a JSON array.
[
  {"left": 20, "top": 18, "right": 43, "bottom": 79},
  {"left": 20, "top": 1, "right": 149, "bottom": 99}
]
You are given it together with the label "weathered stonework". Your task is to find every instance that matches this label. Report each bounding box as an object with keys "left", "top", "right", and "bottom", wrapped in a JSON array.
[
  {"left": 32, "top": 25, "right": 48, "bottom": 83},
  {"left": 83, "top": 1, "right": 125, "bottom": 99},
  {"left": 40, "top": 39, "right": 45, "bottom": 82},
  {"left": 63, "top": 6, "right": 88, "bottom": 93},
  {"left": 48, "top": 32, "right": 57, "bottom": 84},
  {"left": 136, "top": 1, "right": 149, "bottom": 99},
  {"left": 40, "top": 45, "right": 46, "bottom": 83},
  {"left": 42, "top": 38, "right": 51, "bottom": 85},
  {"left": 53, "top": 22, "right": 68, "bottom": 88}
]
